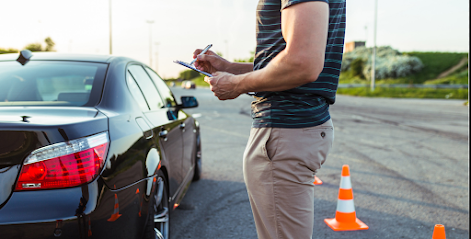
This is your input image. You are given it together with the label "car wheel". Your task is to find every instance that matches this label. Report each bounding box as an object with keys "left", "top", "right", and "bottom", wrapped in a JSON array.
[
  {"left": 146, "top": 172, "right": 170, "bottom": 239},
  {"left": 192, "top": 135, "right": 202, "bottom": 181}
]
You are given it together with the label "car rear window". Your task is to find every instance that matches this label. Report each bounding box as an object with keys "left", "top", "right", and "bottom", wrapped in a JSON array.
[{"left": 0, "top": 61, "right": 107, "bottom": 107}]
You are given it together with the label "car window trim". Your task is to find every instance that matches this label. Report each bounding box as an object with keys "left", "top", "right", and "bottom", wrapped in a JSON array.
[
  {"left": 143, "top": 66, "right": 177, "bottom": 108},
  {"left": 127, "top": 69, "right": 151, "bottom": 111}
]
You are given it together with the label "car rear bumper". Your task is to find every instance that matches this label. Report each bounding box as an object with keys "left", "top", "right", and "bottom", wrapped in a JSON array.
[{"left": 0, "top": 178, "right": 151, "bottom": 239}]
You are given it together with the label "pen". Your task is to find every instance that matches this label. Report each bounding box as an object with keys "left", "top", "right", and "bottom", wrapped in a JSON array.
[{"left": 190, "top": 44, "right": 213, "bottom": 65}]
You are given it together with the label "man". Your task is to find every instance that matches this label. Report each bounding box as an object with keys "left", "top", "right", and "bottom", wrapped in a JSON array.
[{"left": 194, "top": 0, "right": 346, "bottom": 238}]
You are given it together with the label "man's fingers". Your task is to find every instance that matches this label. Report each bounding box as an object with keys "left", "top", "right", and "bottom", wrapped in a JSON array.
[
  {"left": 197, "top": 54, "right": 207, "bottom": 61},
  {"left": 193, "top": 49, "right": 203, "bottom": 58}
]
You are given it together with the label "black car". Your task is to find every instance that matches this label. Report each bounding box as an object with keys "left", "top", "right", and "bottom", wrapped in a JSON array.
[{"left": 0, "top": 51, "right": 202, "bottom": 239}]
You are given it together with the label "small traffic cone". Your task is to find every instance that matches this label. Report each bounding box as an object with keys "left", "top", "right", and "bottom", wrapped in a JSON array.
[
  {"left": 324, "top": 165, "right": 368, "bottom": 231},
  {"left": 313, "top": 176, "right": 323, "bottom": 185},
  {"left": 107, "top": 193, "right": 122, "bottom": 222},
  {"left": 136, "top": 188, "right": 143, "bottom": 217},
  {"left": 87, "top": 216, "right": 92, "bottom": 237},
  {"left": 432, "top": 224, "right": 446, "bottom": 239}
]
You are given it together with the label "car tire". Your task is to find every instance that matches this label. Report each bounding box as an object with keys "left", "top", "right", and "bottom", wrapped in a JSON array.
[
  {"left": 192, "top": 135, "right": 202, "bottom": 181},
  {"left": 145, "top": 172, "right": 170, "bottom": 239}
]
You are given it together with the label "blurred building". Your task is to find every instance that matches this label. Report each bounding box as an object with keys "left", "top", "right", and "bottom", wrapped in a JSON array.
[{"left": 344, "top": 41, "right": 366, "bottom": 53}]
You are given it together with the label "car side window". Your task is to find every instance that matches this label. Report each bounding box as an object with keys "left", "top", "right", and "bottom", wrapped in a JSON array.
[
  {"left": 126, "top": 71, "right": 150, "bottom": 111},
  {"left": 144, "top": 67, "right": 177, "bottom": 108},
  {"left": 128, "top": 65, "right": 164, "bottom": 110}
]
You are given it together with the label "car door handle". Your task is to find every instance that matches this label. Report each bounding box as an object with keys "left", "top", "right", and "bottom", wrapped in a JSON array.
[
  {"left": 144, "top": 129, "right": 153, "bottom": 140},
  {"left": 180, "top": 123, "right": 185, "bottom": 129},
  {"left": 159, "top": 130, "right": 168, "bottom": 141}
]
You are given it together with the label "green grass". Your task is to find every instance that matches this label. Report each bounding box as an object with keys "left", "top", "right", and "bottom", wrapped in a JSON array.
[
  {"left": 337, "top": 87, "right": 468, "bottom": 99},
  {"left": 405, "top": 52, "right": 468, "bottom": 83}
]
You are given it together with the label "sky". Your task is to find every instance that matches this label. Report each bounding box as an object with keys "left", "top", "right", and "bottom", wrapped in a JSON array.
[{"left": 0, "top": 0, "right": 469, "bottom": 78}]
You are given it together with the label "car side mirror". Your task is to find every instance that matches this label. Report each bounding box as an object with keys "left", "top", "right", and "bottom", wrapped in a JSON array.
[{"left": 180, "top": 96, "right": 198, "bottom": 108}]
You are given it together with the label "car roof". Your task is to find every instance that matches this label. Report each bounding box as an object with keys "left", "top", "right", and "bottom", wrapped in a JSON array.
[{"left": 0, "top": 52, "right": 124, "bottom": 63}]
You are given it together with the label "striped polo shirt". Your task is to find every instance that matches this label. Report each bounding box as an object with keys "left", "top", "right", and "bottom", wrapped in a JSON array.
[{"left": 252, "top": 0, "right": 346, "bottom": 128}]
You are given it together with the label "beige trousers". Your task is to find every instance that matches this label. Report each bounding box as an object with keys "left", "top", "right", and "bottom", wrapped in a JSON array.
[{"left": 243, "top": 119, "right": 334, "bottom": 239}]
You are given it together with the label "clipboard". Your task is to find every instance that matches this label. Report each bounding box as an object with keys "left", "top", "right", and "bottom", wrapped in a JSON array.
[
  {"left": 174, "top": 59, "right": 256, "bottom": 96},
  {"left": 174, "top": 60, "right": 213, "bottom": 77}
]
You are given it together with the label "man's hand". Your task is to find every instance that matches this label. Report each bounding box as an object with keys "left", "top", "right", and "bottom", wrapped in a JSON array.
[
  {"left": 204, "top": 72, "right": 243, "bottom": 100},
  {"left": 193, "top": 50, "right": 230, "bottom": 74}
]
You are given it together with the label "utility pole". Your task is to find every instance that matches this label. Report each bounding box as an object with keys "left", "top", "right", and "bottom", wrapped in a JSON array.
[
  {"left": 224, "top": 40, "right": 228, "bottom": 60},
  {"left": 371, "top": 0, "right": 378, "bottom": 91},
  {"left": 109, "top": 0, "right": 112, "bottom": 54},
  {"left": 154, "top": 42, "right": 160, "bottom": 72},
  {"left": 38, "top": 20, "right": 43, "bottom": 44},
  {"left": 146, "top": 20, "right": 154, "bottom": 68}
]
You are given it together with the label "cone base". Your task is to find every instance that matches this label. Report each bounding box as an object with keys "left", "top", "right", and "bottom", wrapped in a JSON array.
[
  {"left": 324, "top": 217, "right": 369, "bottom": 231},
  {"left": 107, "top": 213, "right": 122, "bottom": 222},
  {"left": 313, "top": 176, "right": 323, "bottom": 185}
]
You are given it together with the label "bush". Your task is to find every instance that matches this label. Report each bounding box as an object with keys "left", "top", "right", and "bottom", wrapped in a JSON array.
[
  {"left": 342, "top": 46, "right": 424, "bottom": 80},
  {"left": 24, "top": 43, "right": 43, "bottom": 52},
  {"left": 349, "top": 58, "right": 365, "bottom": 78},
  {"left": 178, "top": 69, "right": 201, "bottom": 81},
  {"left": 0, "top": 48, "right": 18, "bottom": 54},
  {"left": 363, "top": 55, "right": 424, "bottom": 79}
]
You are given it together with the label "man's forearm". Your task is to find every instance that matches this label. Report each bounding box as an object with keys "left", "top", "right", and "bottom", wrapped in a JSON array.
[
  {"left": 226, "top": 62, "right": 254, "bottom": 75},
  {"left": 234, "top": 49, "right": 323, "bottom": 94}
]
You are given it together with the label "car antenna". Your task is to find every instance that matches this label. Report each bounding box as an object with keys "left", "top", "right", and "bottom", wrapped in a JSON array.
[{"left": 17, "top": 49, "right": 33, "bottom": 65}]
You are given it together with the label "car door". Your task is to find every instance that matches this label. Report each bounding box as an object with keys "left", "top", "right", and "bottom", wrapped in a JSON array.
[
  {"left": 127, "top": 65, "right": 185, "bottom": 196},
  {"left": 144, "top": 67, "right": 196, "bottom": 183}
]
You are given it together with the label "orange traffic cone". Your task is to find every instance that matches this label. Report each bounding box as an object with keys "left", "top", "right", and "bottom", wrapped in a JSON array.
[
  {"left": 313, "top": 176, "right": 323, "bottom": 185},
  {"left": 324, "top": 165, "right": 368, "bottom": 231},
  {"left": 107, "top": 193, "right": 122, "bottom": 222},
  {"left": 432, "top": 224, "right": 446, "bottom": 239},
  {"left": 136, "top": 188, "right": 143, "bottom": 217},
  {"left": 87, "top": 216, "right": 92, "bottom": 237}
]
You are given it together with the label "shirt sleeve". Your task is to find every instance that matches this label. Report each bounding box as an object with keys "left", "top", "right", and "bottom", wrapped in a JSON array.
[{"left": 281, "top": 0, "right": 329, "bottom": 10}]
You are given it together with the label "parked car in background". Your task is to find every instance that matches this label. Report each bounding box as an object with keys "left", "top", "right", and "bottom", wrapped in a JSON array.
[
  {"left": 181, "top": 80, "right": 196, "bottom": 89},
  {"left": 0, "top": 51, "right": 202, "bottom": 239}
]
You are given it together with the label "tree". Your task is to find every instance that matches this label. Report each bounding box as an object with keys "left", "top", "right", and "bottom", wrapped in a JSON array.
[{"left": 45, "top": 37, "right": 55, "bottom": 51}]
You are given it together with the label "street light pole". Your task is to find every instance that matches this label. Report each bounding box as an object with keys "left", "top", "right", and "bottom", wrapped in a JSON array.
[
  {"left": 224, "top": 40, "right": 228, "bottom": 60},
  {"left": 109, "top": 0, "right": 112, "bottom": 54},
  {"left": 154, "top": 42, "right": 160, "bottom": 72},
  {"left": 371, "top": 0, "right": 378, "bottom": 91},
  {"left": 146, "top": 20, "right": 154, "bottom": 68}
]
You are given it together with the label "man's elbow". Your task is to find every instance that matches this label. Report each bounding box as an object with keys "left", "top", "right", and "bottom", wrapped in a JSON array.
[{"left": 298, "top": 58, "right": 323, "bottom": 84}]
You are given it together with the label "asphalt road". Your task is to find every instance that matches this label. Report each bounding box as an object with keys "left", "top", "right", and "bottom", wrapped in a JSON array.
[{"left": 170, "top": 86, "right": 469, "bottom": 239}]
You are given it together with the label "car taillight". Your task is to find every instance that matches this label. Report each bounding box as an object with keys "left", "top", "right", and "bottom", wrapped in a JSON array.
[{"left": 15, "top": 132, "right": 109, "bottom": 191}]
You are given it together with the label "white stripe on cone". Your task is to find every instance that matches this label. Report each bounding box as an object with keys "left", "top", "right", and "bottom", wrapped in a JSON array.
[
  {"left": 336, "top": 199, "right": 356, "bottom": 213},
  {"left": 339, "top": 176, "right": 352, "bottom": 189}
]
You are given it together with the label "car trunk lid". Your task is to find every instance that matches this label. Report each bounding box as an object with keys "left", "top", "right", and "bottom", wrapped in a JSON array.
[{"left": 0, "top": 107, "right": 108, "bottom": 207}]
